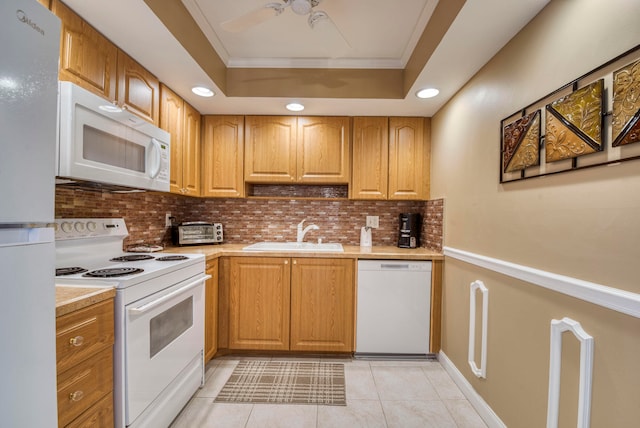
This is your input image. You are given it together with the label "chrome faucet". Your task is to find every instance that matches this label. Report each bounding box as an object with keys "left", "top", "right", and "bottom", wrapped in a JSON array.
[{"left": 296, "top": 219, "right": 319, "bottom": 243}]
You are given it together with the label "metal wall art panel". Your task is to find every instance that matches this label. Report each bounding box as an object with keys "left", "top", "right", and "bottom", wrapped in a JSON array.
[
  {"left": 545, "top": 80, "right": 603, "bottom": 163},
  {"left": 500, "top": 44, "right": 640, "bottom": 183},
  {"left": 503, "top": 110, "right": 540, "bottom": 173},
  {"left": 612, "top": 58, "right": 640, "bottom": 147}
]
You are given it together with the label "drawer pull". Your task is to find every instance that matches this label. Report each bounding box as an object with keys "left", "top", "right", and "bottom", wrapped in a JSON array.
[
  {"left": 69, "top": 390, "right": 85, "bottom": 402},
  {"left": 69, "top": 336, "right": 84, "bottom": 347}
]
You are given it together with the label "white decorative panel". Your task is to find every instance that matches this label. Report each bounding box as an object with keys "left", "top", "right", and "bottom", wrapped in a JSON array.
[
  {"left": 546, "top": 317, "right": 594, "bottom": 428},
  {"left": 468, "top": 280, "right": 488, "bottom": 378}
]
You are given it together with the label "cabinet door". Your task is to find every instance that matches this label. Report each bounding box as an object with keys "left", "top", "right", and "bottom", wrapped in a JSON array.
[
  {"left": 244, "top": 116, "right": 297, "bottom": 183},
  {"left": 290, "top": 258, "right": 354, "bottom": 352},
  {"left": 388, "top": 117, "right": 430, "bottom": 200},
  {"left": 117, "top": 50, "right": 160, "bottom": 125},
  {"left": 52, "top": 0, "right": 117, "bottom": 102},
  {"left": 202, "top": 116, "right": 245, "bottom": 197},
  {"left": 204, "top": 259, "right": 218, "bottom": 362},
  {"left": 159, "top": 84, "right": 184, "bottom": 194},
  {"left": 297, "top": 117, "right": 351, "bottom": 183},
  {"left": 228, "top": 257, "right": 291, "bottom": 350},
  {"left": 351, "top": 117, "right": 389, "bottom": 199},
  {"left": 182, "top": 102, "right": 201, "bottom": 195}
]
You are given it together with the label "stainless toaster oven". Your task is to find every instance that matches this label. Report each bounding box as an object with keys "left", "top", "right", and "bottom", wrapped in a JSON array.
[{"left": 172, "top": 222, "right": 223, "bottom": 245}]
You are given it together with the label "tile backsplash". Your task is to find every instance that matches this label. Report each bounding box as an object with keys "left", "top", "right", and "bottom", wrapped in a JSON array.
[{"left": 55, "top": 187, "right": 443, "bottom": 251}]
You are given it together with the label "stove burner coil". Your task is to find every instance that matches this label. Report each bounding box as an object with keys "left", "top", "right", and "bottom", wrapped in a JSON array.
[
  {"left": 156, "top": 255, "right": 189, "bottom": 261},
  {"left": 56, "top": 267, "right": 88, "bottom": 276},
  {"left": 110, "top": 254, "right": 155, "bottom": 262},
  {"left": 83, "top": 267, "right": 144, "bottom": 278}
]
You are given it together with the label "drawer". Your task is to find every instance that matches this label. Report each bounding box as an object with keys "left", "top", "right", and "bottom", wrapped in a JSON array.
[
  {"left": 57, "top": 349, "right": 113, "bottom": 427},
  {"left": 56, "top": 299, "right": 114, "bottom": 373},
  {"left": 65, "top": 391, "right": 114, "bottom": 428}
]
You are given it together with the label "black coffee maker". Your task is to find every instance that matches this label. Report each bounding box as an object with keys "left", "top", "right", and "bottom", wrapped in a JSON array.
[{"left": 398, "top": 213, "right": 422, "bottom": 248}]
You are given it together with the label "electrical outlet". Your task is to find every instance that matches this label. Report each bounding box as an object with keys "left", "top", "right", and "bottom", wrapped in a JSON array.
[
  {"left": 366, "top": 216, "right": 379, "bottom": 228},
  {"left": 165, "top": 213, "right": 172, "bottom": 227}
]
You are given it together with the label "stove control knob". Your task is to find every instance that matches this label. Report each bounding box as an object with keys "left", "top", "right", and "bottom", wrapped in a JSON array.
[
  {"left": 74, "top": 222, "right": 86, "bottom": 232},
  {"left": 86, "top": 221, "right": 97, "bottom": 232},
  {"left": 61, "top": 222, "right": 73, "bottom": 233}
]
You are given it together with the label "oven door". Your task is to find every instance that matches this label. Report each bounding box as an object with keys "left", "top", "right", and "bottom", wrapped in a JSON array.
[{"left": 125, "top": 275, "right": 205, "bottom": 425}]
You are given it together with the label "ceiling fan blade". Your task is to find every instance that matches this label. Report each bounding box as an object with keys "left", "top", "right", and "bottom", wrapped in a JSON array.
[
  {"left": 220, "top": 6, "right": 279, "bottom": 33},
  {"left": 312, "top": 11, "right": 352, "bottom": 53}
]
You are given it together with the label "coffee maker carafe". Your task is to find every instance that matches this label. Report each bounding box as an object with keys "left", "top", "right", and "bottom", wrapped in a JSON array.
[{"left": 398, "top": 213, "right": 421, "bottom": 248}]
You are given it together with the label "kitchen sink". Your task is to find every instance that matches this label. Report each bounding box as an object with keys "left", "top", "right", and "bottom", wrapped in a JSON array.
[{"left": 243, "top": 242, "right": 344, "bottom": 252}]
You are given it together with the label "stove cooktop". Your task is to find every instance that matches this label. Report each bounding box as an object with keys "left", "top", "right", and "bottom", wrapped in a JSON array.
[{"left": 54, "top": 218, "right": 204, "bottom": 289}]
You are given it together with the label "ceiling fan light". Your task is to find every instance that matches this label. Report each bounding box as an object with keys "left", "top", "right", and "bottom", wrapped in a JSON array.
[
  {"left": 291, "top": 0, "right": 312, "bottom": 15},
  {"left": 416, "top": 88, "right": 439, "bottom": 99},
  {"left": 286, "top": 102, "right": 305, "bottom": 112},
  {"left": 192, "top": 86, "right": 215, "bottom": 97}
]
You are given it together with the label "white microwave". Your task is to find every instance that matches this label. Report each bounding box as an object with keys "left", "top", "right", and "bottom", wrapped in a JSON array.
[{"left": 57, "top": 81, "right": 170, "bottom": 192}]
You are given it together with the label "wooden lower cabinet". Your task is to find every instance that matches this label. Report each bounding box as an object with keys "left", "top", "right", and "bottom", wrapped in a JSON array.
[
  {"left": 228, "top": 257, "right": 291, "bottom": 351},
  {"left": 225, "top": 257, "right": 354, "bottom": 353},
  {"left": 204, "top": 258, "right": 218, "bottom": 361},
  {"left": 65, "top": 392, "right": 113, "bottom": 428},
  {"left": 290, "top": 258, "right": 354, "bottom": 352},
  {"left": 56, "top": 298, "right": 114, "bottom": 427}
]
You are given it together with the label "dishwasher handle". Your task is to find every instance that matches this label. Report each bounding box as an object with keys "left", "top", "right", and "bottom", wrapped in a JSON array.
[{"left": 379, "top": 263, "right": 410, "bottom": 269}]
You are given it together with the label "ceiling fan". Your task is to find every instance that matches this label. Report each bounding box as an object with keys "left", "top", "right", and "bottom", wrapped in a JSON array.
[{"left": 221, "top": 0, "right": 332, "bottom": 32}]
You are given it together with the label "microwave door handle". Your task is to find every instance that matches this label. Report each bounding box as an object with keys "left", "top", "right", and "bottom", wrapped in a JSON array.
[
  {"left": 148, "top": 138, "right": 162, "bottom": 179},
  {"left": 128, "top": 275, "right": 211, "bottom": 315}
]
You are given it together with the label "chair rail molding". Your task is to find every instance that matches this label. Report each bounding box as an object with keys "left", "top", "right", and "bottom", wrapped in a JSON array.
[{"left": 444, "top": 247, "right": 640, "bottom": 318}]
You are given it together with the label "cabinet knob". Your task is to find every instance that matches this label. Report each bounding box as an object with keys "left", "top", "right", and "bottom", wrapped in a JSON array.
[
  {"left": 284, "top": 260, "right": 288, "bottom": 265},
  {"left": 69, "top": 390, "right": 85, "bottom": 402},
  {"left": 293, "top": 260, "right": 297, "bottom": 265},
  {"left": 69, "top": 336, "right": 84, "bottom": 347}
]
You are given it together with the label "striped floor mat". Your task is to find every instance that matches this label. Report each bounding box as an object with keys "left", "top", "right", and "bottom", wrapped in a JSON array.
[{"left": 214, "top": 360, "right": 346, "bottom": 406}]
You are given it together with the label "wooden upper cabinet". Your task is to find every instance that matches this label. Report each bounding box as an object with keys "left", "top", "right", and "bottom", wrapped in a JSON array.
[
  {"left": 290, "top": 258, "right": 354, "bottom": 352},
  {"left": 244, "top": 116, "right": 297, "bottom": 183},
  {"left": 160, "top": 84, "right": 200, "bottom": 195},
  {"left": 202, "top": 116, "right": 245, "bottom": 197},
  {"left": 388, "top": 117, "right": 430, "bottom": 200},
  {"left": 52, "top": 0, "right": 117, "bottom": 102},
  {"left": 228, "top": 257, "right": 291, "bottom": 351},
  {"left": 160, "top": 84, "right": 184, "bottom": 194},
  {"left": 53, "top": 0, "right": 160, "bottom": 125},
  {"left": 244, "top": 116, "right": 350, "bottom": 184},
  {"left": 297, "top": 117, "right": 350, "bottom": 183},
  {"left": 351, "top": 117, "right": 389, "bottom": 199},
  {"left": 117, "top": 50, "right": 160, "bottom": 125},
  {"left": 182, "top": 102, "right": 201, "bottom": 195}
]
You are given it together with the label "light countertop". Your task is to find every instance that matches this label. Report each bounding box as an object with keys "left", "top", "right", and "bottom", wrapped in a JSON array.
[
  {"left": 55, "top": 285, "right": 116, "bottom": 317},
  {"left": 164, "top": 244, "right": 443, "bottom": 261}
]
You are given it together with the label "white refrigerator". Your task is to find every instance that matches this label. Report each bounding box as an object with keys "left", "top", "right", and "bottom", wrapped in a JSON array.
[{"left": 0, "top": 0, "right": 61, "bottom": 426}]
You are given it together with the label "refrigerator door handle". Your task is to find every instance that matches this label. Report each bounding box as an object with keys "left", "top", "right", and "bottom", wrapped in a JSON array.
[{"left": 0, "top": 227, "right": 55, "bottom": 247}]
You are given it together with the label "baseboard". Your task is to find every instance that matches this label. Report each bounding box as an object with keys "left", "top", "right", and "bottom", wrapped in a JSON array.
[{"left": 438, "top": 351, "right": 506, "bottom": 428}]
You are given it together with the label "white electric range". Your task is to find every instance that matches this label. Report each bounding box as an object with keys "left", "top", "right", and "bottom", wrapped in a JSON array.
[{"left": 55, "top": 218, "right": 209, "bottom": 428}]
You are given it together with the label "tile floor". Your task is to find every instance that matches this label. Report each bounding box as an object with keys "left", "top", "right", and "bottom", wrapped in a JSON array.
[{"left": 170, "top": 356, "right": 488, "bottom": 428}]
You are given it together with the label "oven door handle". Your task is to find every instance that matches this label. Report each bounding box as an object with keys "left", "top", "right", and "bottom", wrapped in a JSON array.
[{"left": 128, "top": 275, "right": 211, "bottom": 315}]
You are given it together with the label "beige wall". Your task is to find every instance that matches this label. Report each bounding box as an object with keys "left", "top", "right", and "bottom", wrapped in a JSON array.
[{"left": 431, "top": 0, "right": 640, "bottom": 426}]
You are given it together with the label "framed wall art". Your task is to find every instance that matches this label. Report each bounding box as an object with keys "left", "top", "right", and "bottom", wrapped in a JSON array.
[{"left": 500, "top": 44, "right": 640, "bottom": 183}]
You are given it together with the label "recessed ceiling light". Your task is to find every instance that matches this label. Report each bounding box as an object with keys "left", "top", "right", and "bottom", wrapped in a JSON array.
[
  {"left": 286, "top": 102, "right": 305, "bottom": 112},
  {"left": 192, "top": 86, "right": 215, "bottom": 97},
  {"left": 416, "top": 88, "right": 440, "bottom": 99}
]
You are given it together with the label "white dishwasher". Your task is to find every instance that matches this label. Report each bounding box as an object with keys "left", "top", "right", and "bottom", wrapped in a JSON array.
[{"left": 356, "top": 260, "right": 432, "bottom": 357}]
